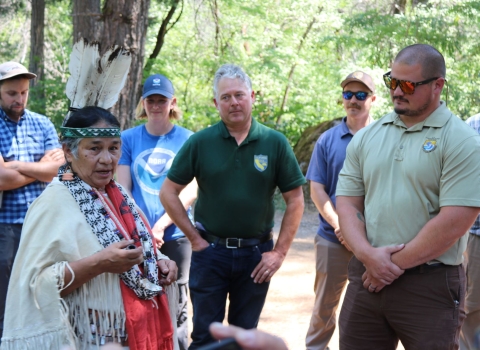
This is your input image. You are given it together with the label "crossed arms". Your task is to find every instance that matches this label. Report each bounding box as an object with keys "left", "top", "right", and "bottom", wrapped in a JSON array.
[
  {"left": 0, "top": 148, "right": 64, "bottom": 190},
  {"left": 336, "top": 195, "right": 479, "bottom": 292}
]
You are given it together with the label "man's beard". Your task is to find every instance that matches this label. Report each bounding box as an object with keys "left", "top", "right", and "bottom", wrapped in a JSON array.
[
  {"left": 393, "top": 97, "right": 430, "bottom": 117},
  {"left": 1, "top": 103, "right": 25, "bottom": 120}
]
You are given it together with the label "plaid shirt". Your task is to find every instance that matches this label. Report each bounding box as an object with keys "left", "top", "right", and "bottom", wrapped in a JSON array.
[
  {"left": 0, "top": 108, "right": 60, "bottom": 223},
  {"left": 466, "top": 113, "right": 480, "bottom": 236}
]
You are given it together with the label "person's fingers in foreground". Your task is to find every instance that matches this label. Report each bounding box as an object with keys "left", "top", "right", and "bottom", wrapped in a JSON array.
[{"left": 209, "top": 322, "right": 288, "bottom": 350}]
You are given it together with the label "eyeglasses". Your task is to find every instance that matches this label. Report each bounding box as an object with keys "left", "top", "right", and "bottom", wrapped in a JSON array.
[
  {"left": 342, "top": 91, "right": 370, "bottom": 101},
  {"left": 383, "top": 71, "right": 439, "bottom": 94}
]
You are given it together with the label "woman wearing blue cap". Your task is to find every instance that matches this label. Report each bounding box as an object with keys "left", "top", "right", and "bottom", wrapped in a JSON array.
[{"left": 117, "top": 74, "right": 196, "bottom": 350}]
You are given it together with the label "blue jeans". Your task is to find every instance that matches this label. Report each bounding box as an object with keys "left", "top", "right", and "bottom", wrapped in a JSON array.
[{"left": 188, "top": 239, "right": 273, "bottom": 349}]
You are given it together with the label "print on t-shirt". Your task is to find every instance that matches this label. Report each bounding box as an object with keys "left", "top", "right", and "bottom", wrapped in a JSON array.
[{"left": 134, "top": 148, "right": 175, "bottom": 195}]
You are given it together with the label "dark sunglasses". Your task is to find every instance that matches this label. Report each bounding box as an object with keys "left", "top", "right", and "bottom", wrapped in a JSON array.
[
  {"left": 383, "top": 71, "right": 439, "bottom": 94},
  {"left": 342, "top": 91, "right": 370, "bottom": 101}
]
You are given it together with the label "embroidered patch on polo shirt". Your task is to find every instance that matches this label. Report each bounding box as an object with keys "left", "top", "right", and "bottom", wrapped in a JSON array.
[
  {"left": 254, "top": 155, "right": 268, "bottom": 172},
  {"left": 423, "top": 138, "right": 438, "bottom": 153}
]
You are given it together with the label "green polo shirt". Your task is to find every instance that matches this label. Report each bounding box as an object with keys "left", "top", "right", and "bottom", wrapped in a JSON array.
[
  {"left": 167, "top": 118, "right": 306, "bottom": 238},
  {"left": 337, "top": 102, "right": 480, "bottom": 265}
]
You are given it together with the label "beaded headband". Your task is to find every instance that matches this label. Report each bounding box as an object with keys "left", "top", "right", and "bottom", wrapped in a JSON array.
[{"left": 60, "top": 127, "right": 121, "bottom": 138}]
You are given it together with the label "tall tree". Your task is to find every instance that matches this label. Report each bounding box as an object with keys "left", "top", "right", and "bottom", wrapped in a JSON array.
[
  {"left": 144, "top": 0, "right": 183, "bottom": 76},
  {"left": 29, "top": 0, "right": 45, "bottom": 110},
  {"left": 73, "top": 0, "right": 101, "bottom": 42},
  {"left": 72, "top": 0, "right": 150, "bottom": 129}
]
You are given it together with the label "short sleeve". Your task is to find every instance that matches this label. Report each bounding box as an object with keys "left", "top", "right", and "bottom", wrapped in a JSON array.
[
  {"left": 119, "top": 131, "right": 132, "bottom": 166},
  {"left": 439, "top": 135, "right": 480, "bottom": 208},
  {"left": 306, "top": 135, "right": 327, "bottom": 185},
  {"left": 276, "top": 137, "right": 306, "bottom": 193},
  {"left": 167, "top": 137, "right": 195, "bottom": 185}
]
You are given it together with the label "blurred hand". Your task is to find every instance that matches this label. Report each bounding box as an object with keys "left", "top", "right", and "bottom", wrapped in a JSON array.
[
  {"left": 334, "top": 227, "right": 352, "bottom": 251},
  {"left": 209, "top": 322, "right": 288, "bottom": 350},
  {"left": 96, "top": 240, "right": 144, "bottom": 274},
  {"left": 362, "top": 245, "right": 405, "bottom": 285},
  {"left": 251, "top": 250, "right": 284, "bottom": 284},
  {"left": 41, "top": 148, "right": 64, "bottom": 162},
  {"left": 191, "top": 235, "right": 210, "bottom": 252},
  {"left": 151, "top": 225, "right": 165, "bottom": 249},
  {"left": 157, "top": 259, "right": 178, "bottom": 286}
]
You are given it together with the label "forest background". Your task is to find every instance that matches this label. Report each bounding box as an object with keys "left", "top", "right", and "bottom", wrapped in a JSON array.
[{"left": 1, "top": 0, "right": 479, "bottom": 147}]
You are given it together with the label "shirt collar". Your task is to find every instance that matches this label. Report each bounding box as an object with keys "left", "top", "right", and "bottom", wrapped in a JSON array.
[
  {"left": 381, "top": 101, "right": 451, "bottom": 129},
  {"left": 340, "top": 117, "right": 352, "bottom": 138},
  {"left": 219, "top": 118, "right": 259, "bottom": 142}
]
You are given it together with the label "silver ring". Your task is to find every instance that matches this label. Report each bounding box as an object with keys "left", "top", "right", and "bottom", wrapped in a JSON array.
[
  {"left": 265, "top": 270, "right": 270, "bottom": 274},
  {"left": 369, "top": 285, "right": 376, "bottom": 290}
]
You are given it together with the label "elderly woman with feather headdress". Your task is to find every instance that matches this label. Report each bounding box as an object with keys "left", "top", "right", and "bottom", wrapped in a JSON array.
[
  {"left": 0, "top": 106, "right": 178, "bottom": 350},
  {"left": 0, "top": 40, "right": 178, "bottom": 350}
]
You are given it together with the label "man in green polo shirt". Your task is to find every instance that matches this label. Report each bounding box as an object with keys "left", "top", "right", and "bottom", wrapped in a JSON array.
[
  {"left": 336, "top": 44, "right": 480, "bottom": 349},
  {"left": 160, "top": 64, "right": 305, "bottom": 349}
]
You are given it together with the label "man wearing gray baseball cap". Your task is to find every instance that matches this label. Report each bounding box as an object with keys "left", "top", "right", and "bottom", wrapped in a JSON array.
[{"left": 0, "top": 61, "right": 63, "bottom": 341}]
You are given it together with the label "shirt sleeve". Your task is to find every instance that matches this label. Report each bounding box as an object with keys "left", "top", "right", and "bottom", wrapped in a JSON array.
[
  {"left": 276, "top": 136, "right": 306, "bottom": 193},
  {"left": 119, "top": 132, "right": 132, "bottom": 166},
  {"left": 167, "top": 137, "right": 196, "bottom": 185},
  {"left": 439, "top": 134, "right": 480, "bottom": 208},
  {"left": 306, "top": 135, "right": 327, "bottom": 185}
]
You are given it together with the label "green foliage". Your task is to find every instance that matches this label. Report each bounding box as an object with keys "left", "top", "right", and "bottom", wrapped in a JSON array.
[{"left": 2, "top": 0, "right": 480, "bottom": 139}]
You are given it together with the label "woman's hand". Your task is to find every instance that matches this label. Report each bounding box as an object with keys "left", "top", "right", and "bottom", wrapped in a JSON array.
[
  {"left": 157, "top": 259, "right": 178, "bottom": 286},
  {"left": 96, "top": 240, "right": 144, "bottom": 274}
]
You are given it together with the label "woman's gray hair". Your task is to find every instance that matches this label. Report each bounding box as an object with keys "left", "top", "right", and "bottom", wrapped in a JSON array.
[
  {"left": 61, "top": 138, "right": 82, "bottom": 159},
  {"left": 213, "top": 64, "right": 252, "bottom": 99}
]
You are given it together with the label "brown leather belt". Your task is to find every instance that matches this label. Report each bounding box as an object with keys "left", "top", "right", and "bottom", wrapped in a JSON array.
[{"left": 404, "top": 262, "right": 450, "bottom": 274}]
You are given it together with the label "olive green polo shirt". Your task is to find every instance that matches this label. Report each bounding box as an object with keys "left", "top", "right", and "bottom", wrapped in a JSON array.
[
  {"left": 167, "top": 118, "right": 306, "bottom": 238},
  {"left": 337, "top": 102, "right": 480, "bottom": 265}
]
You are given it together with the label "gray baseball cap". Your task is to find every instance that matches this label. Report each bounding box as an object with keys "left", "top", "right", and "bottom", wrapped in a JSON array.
[
  {"left": 340, "top": 71, "right": 375, "bottom": 93},
  {"left": 0, "top": 62, "right": 37, "bottom": 81}
]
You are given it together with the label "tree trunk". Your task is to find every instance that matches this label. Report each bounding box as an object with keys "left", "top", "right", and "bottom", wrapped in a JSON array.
[
  {"left": 29, "top": 0, "right": 45, "bottom": 110},
  {"left": 72, "top": 0, "right": 102, "bottom": 43},
  {"left": 72, "top": 0, "right": 150, "bottom": 130},
  {"left": 392, "top": 0, "right": 407, "bottom": 14}
]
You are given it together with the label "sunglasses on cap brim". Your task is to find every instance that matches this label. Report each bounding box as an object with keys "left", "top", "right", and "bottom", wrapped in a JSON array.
[
  {"left": 342, "top": 91, "right": 370, "bottom": 101},
  {"left": 382, "top": 71, "right": 439, "bottom": 95}
]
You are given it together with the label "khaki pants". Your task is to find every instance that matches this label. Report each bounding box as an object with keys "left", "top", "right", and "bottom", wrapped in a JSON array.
[
  {"left": 306, "top": 235, "right": 353, "bottom": 350},
  {"left": 460, "top": 234, "right": 480, "bottom": 350}
]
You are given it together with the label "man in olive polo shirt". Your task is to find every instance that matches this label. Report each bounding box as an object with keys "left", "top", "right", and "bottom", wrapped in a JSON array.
[
  {"left": 336, "top": 44, "right": 480, "bottom": 349},
  {"left": 160, "top": 64, "right": 305, "bottom": 349}
]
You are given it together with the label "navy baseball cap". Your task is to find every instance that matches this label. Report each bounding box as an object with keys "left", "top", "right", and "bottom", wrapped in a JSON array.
[{"left": 142, "top": 74, "right": 174, "bottom": 99}]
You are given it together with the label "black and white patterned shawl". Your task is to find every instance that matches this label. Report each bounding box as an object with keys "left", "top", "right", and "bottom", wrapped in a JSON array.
[{"left": 58, "top": 165, "right": 162, "bottom": 300}]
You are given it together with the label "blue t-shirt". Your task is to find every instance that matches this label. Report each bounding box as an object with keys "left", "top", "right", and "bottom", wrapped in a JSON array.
[
  {"left": 306, "top": 117, "right": 352, "bottom": 244},
  {"left": 119, "top": 124, "right": 193, "bottom": 241}
]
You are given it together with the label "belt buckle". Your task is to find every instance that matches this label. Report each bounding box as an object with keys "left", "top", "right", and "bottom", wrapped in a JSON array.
[{"left": 226, "top": 238, "right": 240, "bottom": 248}]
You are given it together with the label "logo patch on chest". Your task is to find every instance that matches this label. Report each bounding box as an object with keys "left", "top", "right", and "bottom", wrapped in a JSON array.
[
  {"left": 254, "top": 155, "right": 268, "bottom": 172},
  {"left": 422, "top": 138, "right": 438, "bottom": 153}
]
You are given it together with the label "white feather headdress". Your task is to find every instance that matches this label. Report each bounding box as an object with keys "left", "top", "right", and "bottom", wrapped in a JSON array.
[{"left": 63, "top": 38, "right": 132, "bottom": 125}]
